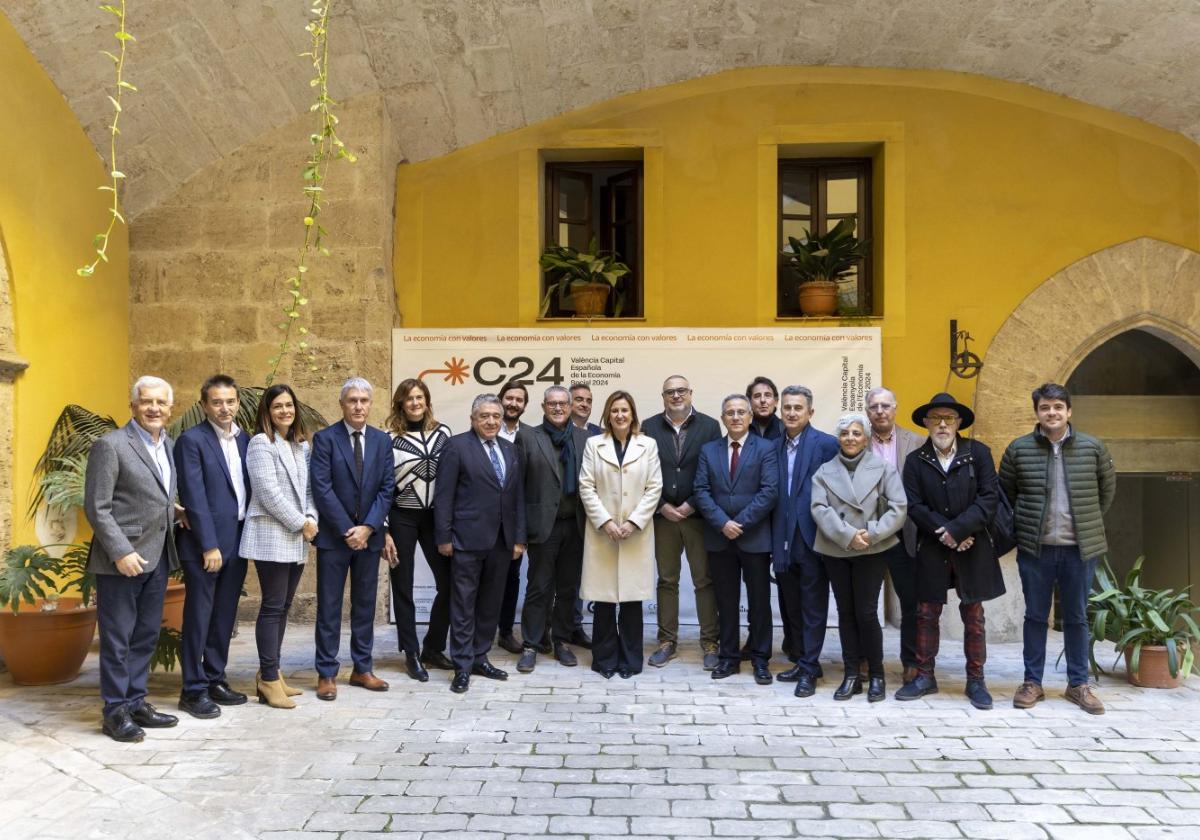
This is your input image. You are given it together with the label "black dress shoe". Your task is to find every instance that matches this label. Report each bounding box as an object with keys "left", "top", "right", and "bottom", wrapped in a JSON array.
[
  {"left": 553, "top": 642, "right": 578, "bottom": 667},
  {"left": 569, "top": 628, "right": 593, "bottom": 650},
  {"left": 405, "top": 654, "right": 429, "bottom": 683},
  {"left": 497, "top": 633, "right": 523, "bottom": 655},
  {"left": 421, "top": 650, "right": 456, "bottom": 671},
  {"left": 596, "top": 668, "right": 615, "bottom": 679},
  {"left": 753, "top": 663, "right": 773, "bottom": 685},
  {"left": 868, "top": 676, "right": 886, "bottom": 703},
  {"left": 129, "top": 702, "right": 179, "bottom": 728},
  {"left": 619, "top": 668, "right": 633, "bottom": 679},
  {"left": 178, "top": 691, "right": 221, "bottom": 719},
  {"left": 794, "top": 674, "right": 817, "bottom": 698},
  {"left": 711, "top": 661, "right": 740, "bottom": 680},
  {"left": 833, "top": 676, "right": 863, "bottom": 701},
  {"left": 471, "top": 660, "right": 509, "bottom": 680},
  {"left": 777, "top": 663, "right": 804, "bottom": 683},
  {"left": 208, "top": 682, "right": 248, "bottom": 706},
  {"left": 895, "top": 674, "right": 939, "bottom": 701},
  {"left": 450, "top": 672, "right": 470, "bottom": 693},
  {"left": 102, "top": 708, "right": 144, "bottom": 743}
]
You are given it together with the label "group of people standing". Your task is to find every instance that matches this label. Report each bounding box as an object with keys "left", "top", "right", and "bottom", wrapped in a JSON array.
[{"left": 82, "top": 370, "right": 1115, "bottom": 744}]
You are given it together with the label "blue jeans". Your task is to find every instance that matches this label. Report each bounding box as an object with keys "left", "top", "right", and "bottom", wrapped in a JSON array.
[{"left": 1016, "top": 545, "right": 1096, "bottom": 687}]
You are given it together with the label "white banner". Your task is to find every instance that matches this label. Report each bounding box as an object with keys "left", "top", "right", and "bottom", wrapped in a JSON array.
[{"left": 391, "top": 328, "right": 881, "bottom": 628}]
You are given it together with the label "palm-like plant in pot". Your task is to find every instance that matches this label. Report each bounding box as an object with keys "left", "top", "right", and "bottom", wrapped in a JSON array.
[
  {"left": 782, "top": 217, "right": 871, "bottom": 317},
  {"left": 539, "top": 238, "right": 632, "bottom": 318},
  {"left": 1089, "top": 556, "right": 1200, "bottom": 688}
]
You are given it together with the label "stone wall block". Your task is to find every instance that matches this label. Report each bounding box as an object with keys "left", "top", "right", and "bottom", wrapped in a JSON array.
[
  {"left": 130, "top": 207, "right": 204, "bottom": 251},
  {"left": 129, "top": 256, "right": 164, "bottom": 305},
  {"left": 129, "top": 304, "right": 203, "bottom": 348},
  {"left": 200, "top": 206, "right": 272, "bottom": 251}
]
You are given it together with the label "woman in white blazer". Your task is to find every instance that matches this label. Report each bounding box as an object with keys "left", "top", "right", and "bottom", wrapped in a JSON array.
[
  {"left": 239, "top": 384, "right": 319, "bottom": 709},
  {"left": 579, "top": 391, "right": 662, "bottom": 679}
]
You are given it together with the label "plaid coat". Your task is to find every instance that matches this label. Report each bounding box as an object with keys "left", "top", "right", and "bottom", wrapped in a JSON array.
[{"left": 239, "top": 433, "right": 317, "bottom": 564}]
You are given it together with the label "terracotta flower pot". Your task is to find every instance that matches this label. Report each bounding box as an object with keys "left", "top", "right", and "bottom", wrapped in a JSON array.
[
  {"left": 1124, "top": 645, "right": 1187, "bottom": 689},
  {"left": 0, "top": 597, "right": 98, "bottom": 685},
  {"left": 797, "top": 280, "right": 839, "bottom": 316},
  {"left": 570, "top": 282, "right": 611, "bottom": 317},
  {"left": 161, "top": 580, "right": 186, "bottom": 631}
]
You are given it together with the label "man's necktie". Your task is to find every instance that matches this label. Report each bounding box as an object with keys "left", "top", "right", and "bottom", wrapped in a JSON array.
[
  {"left": 352, "top": 431, "right": 364, "bottom": 481},
  {"left": 730, "top": 440, "right": 741, "bottom": 482},
  {"left": 486, "top": 439, "right": 505, "bottom": 483}
]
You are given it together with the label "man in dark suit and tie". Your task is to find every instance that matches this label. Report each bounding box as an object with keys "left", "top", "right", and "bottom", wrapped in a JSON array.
[
  {"left": 693, "top": 394, "right": 780, "bottom": 684},
  {"left": 174, "top": 374, "right": 251, "bottom": 718},
  {"left": 84, "top": 376, "right": 183, "bottom": 742},
  {"left": 434, "top": 394, "right": 526, "bottom": 693},
  {"left": 310, "top": 377, "right": 395, "bottom": 700},
  {"left": 770, "top": 385, "right": 840, "bottom": 697}
]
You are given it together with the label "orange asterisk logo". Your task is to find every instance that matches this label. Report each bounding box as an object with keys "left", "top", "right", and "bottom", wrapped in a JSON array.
[{"left": 418, "top": 357, "right": 471, "bottom": 385}]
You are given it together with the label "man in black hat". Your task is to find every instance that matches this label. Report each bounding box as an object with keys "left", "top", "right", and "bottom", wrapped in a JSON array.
[{"left": 896, "top": 393, "right": 1005, "bottom": 710}]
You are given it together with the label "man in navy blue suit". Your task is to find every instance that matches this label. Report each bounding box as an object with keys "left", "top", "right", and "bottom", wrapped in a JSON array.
[
  {"left": 694, "top": 394, "right": 780, "bottom": 684},
  {"left": 310, "top": 377, "right": 395, "bottom": 700},
  {"left": 174, "top": 374, "right": 251, "bottom": 718},
  {"left": 770, "top": 385, "right": 840, "bottom": 698},
  {"left": 435, "top": 394, "right": 527, "bottom": 694}
]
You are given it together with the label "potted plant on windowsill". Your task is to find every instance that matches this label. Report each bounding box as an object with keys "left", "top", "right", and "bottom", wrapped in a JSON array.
[
  {"left": 782, "top": 218, "right": 871, "bottom": 317},
  {"left": 539, "top": 238, "right": 632, "bottom": 318},
  {"left": 1089, "top": 556, "right": 1200, "bottom": 688}
]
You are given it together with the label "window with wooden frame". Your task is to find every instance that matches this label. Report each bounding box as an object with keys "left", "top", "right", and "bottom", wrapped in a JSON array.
[
  {"left": 543, "top": 161, "right": 644, "bottom": 318},
  {"left": 777, "top": 158, "right": 874, "bottom": 316}
]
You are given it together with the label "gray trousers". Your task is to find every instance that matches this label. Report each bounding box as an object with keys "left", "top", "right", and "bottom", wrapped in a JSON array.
[{"left": 652, "top": 515, "right": 718, "bottom": 647}]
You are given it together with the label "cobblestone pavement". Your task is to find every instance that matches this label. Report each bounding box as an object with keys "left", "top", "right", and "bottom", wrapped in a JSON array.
[{"left": 2, "top": 624, "right": 1198, "bottom": 839}]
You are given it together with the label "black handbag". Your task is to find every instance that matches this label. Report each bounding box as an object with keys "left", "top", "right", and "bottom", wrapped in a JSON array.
[{"left": 966, "top": 440, "right": 1017, "bottom": 555}]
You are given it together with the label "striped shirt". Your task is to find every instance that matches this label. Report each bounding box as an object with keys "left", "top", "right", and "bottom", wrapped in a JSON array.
[{"left": 390, "top": 424, "right": 451, "bottom": 509}]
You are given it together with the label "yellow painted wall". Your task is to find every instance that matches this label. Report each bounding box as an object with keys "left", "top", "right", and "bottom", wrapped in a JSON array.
[
  {"left": 1, "top": 12, "right": 130, "bottom": 543},
  {"left": 394, "top": 66, "right": 1200, "bottom": 423}
]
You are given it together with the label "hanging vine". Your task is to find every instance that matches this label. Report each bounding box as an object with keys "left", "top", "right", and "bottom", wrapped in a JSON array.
[
  {"left": 265, "top": 0, "right": 357, "bottom": 384},
  {"left": 77, "top": 2, "right": 136, "bottom": 278}
]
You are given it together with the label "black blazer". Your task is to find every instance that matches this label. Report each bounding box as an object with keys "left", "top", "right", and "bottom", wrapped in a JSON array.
[
  {"left": 434, "top": 432, "right": 526, "bottom": 552},
  {"left": 517, "top": 422, "right": 588, "bottom": 544},
  {"left": 640, "top": 411, "right": 721, "bottom": 511}
]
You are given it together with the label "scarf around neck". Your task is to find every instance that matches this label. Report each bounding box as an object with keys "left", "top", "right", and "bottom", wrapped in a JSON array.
[{"left": 542, "top": 417, "right": 578, "bottom": 494}]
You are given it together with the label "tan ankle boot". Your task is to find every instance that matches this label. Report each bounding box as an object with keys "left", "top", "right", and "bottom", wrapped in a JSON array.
[
  {"left": 278, "top": 673, "right": 303, "bottom": 697},
  {"left": 256, "top": 675, "right": 296, "bottom": 709}
]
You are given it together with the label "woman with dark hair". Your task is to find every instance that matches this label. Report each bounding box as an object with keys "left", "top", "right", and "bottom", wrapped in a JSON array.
[
  {"left": 384, "top": 377, "right": 453, "bottom": 679},
  {"left": 239, "top": 384, "right": 318, "bottom": 709},
  {"left": 578, "top": 391, "right": 662, "bottom": 678}
]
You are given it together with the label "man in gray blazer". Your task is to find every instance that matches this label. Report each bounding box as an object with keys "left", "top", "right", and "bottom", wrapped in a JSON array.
[
  {"left": 515, "top": 385, "right": 589, "bottom": 672},
  {"left": 84, "top": 376, "right": 183, "bottom": 742},
  {"left": 866, "top": 386, "right": 924, "bottom": 684}
]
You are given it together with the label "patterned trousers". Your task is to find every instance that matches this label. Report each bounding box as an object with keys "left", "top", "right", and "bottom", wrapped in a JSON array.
[{"left": 915, "top": 600, "right": 986, "bottom": 680}]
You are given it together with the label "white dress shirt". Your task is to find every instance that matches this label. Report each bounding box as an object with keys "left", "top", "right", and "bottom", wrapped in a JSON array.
[
  {"left": 478, "top": 434, "right": 507, "bottom": 482},
  {"left": 343, "top": 420, "right": 369, "bottom": 464},
  {"left": 725, "top": 432, "right": 750, "bottom": 471},
  {"left": 133, "top": 421, "right": 171, "bottom": 490},
  {"left": 209, "top": 420, "right": 247, "bottom": 520}
]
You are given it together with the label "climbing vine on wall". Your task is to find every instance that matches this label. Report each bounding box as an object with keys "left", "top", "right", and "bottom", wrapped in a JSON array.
[
  {"left": 265, "top": 0, "right": 358, "bottom": 384},
  {"left": 77, "top": 2, "right": 135, "bottom": 278}
]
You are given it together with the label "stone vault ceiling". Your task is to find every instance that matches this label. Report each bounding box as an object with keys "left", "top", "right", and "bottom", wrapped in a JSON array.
[{"left": 6, "top": 0, "right": 1200, "bottom": 218}]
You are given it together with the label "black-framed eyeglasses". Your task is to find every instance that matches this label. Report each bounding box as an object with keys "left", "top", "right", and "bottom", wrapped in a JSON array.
[{"left": 662, "top": 388, "right": 691, "bottom": 397}]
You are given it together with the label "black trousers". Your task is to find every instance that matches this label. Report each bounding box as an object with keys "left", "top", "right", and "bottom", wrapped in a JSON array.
[
  {"left": 387, "top": 508, "right": 448, "bottom": 655},
  {"left": 522, "top": 518, "right": 584, "bottom": 648},
  {"left": 883, "top": 543, "right": 918, "bottom": 669},
  {"left": 449, "top": 538, "right": 510, "bottom": 673},
  {"left": 591, "top": 601, "right": 643, "bottom": 673},
  {"left": 180, "top": 548, "right": 247, "bottom": 695},
  {"left": 314, "top": 546, "right": 380, "bottom": 678},
  {"left": 824, "top": 552, "right": 887, "bottom": 678},
  {"left": 254, "top": 561, "right": 304, "bottom": 681},
  {"left": 710, "top": 546, "right": 772, "bottom": 666},
  {"left": 776, "top": 572, "right": 796, "bottom": 660},
  {"left": 776, "top": 551, "right": 830, "bottom": 678},
  {"left": 497, "top": 553, "right": 524, "bottom": 637},
  {"left": 95, "top": 558, "right": 168, "bottom": 714}
]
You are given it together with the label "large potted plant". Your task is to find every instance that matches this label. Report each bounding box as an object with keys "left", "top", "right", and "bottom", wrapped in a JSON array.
[
  {"left": 539, "top": 238, "right": 632, "bottom": 318},
  {"left": 782, "top": 218, "right": 871, "bottom": 317},
  {"left": 1089, "top": 556, "right": 1200, "bottom": 688}
]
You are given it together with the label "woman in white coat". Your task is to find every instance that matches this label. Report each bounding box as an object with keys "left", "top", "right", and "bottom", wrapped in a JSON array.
[
  {"left": 579, "top": 391, "right": 662, "bottom": 679},
  {"left": 239, "top": 384, "right": 319, "bottom": 709}
]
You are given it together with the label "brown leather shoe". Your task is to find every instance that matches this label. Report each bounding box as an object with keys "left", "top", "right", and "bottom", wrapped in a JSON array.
[
  {"left": 1064, "top": 683, "right": 1105, "bottom": 715},
  {"left": 1012, "top": 681, "right": 1045, "bottom": 709},
  {"left": 316, "top": 676, "right": 337, "bottom": 701},
  {"left": 349, "top": 670, "right": 389, "bottom": 692}
]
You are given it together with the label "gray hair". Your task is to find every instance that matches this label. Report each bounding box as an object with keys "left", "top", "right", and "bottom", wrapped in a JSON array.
[
  {"left": 721, "top": 393, "right": 750, "bottom": 412},
  {"left": 543, "top": 385, "right": 570, "bottom": 403},
  {"left": 781, "top": 384, "right": 814, "bottom": 408},
  {"left": 866, "top": 386, "right": 895, "bottom": 406},
  {"left": 835, "top": 412, "right": 870, "bottom": 435},
  {"left": 340, "top": 377, "right": 373, "bottom": 400},
  {"left": 471, "top": 393, "right": 502, "bottom": 415},
  {"left": 130, "top": 375, "right": 173, "bottom": 405}
]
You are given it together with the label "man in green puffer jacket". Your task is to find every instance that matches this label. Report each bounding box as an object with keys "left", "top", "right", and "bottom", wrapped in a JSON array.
[{"left": 999, "top": 382, "right": 1116, "bottom": 715}]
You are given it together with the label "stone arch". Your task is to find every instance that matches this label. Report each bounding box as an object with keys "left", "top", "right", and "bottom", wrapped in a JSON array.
[
  {"left": 973, "top": 237, "right": 1200, "bottom": 458},
  {"left": 0, "top": 231, "right": 30, "bottom": 550}
]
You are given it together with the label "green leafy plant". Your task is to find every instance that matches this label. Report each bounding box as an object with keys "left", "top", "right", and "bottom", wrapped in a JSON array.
[
  {"left": 0, "top": 546, "right": 63, "bottom": 615},
  {"left": 30, "top": 406, "right": 117, "bottom": 516},
  {"left": 60, "top": 541, "right": 97, "bottom": 609},
  {"left": 539, "top": 238, "right": 632, "bottom": 317},
  {"left": 151, "top": 627, "right": 183, "bottom": 672},
  {"left": 1089, "top": 556, "right": 1200, "bottom": 679},
  {"left": 266, "top": 0, "right": 358, "bottom": 384},
  {"left": 77, "top": 1, "right": 136, "bottom": 278},
  {"left": 782, "top": 217, "right": 871, "bottom": 284},
  {"left": 40, "top": 454, "right": 89, "bottom": 516}
]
